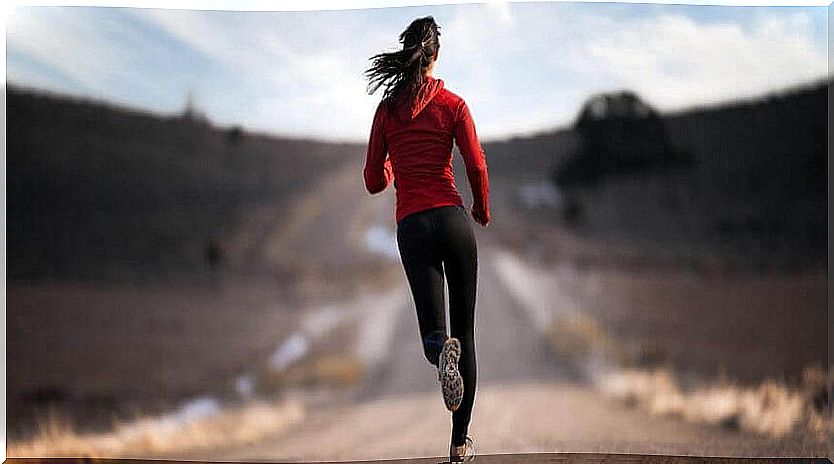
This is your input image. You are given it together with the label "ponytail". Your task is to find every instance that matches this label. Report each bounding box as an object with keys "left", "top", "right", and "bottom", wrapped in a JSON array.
[{"left": 365, "top": 16, "right": 441, "bottom": 111}]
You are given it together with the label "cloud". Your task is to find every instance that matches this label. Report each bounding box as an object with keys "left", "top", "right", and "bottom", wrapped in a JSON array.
[
  {"left": 485, "top": 2, "right": 514, "bottom": 26},
  {"left": 569, "top": 10, "right": 827, "bottom": 110},
  {"left": 432, "top": 3, "right": 827, "bottom": 139},
  {"left": 129, "top": 8, "right": 398, "bottom": 139},
  {"left": 6, "top": 7, "right": 218, "bottom": 111},
  {"left": 8, "top": 8, "right": 138, "bottom": 95},
  {"left": 6, "top": 4, "right": 828, "bottom": 141}
]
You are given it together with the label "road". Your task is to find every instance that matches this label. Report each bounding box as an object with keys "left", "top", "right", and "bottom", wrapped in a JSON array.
[
  {"left": 208, "top": 246, "right": 815, "bottom": 461},
  {"left": 195, "top": 161, "right": 824, "bottom": 461},
  {"left": 357, "top": 239, "right": 579, "bottom": 403}
]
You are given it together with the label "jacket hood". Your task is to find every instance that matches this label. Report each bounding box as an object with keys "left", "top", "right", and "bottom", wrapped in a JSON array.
[{"left": 392, "top": 76, "right": 444, "bottom": 123}]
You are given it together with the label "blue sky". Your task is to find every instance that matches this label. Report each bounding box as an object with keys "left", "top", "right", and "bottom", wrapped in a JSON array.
[{"left": 6, "top": 2, "right": 829, "bottom": 142}]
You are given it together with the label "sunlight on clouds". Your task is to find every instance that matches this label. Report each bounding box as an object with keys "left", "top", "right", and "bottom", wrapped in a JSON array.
[
  {"left": 132, "top": 7, "right": 387, "bottom": 138},
  {"left": 575, "top": 11, "right": 826, "bottom": 110},
  {"left": 486, "top": 2, "right": 514, "bottom": 26},
  {"left": 440, "top": 4, "right": 518, "bottom": 105},
  {"left": 8, "top": 9, "right": 135, "bottom": 96},
  {"left": 435, "top": 4, "right": 826, "bottom": 138},
  {"left": 5, "top": 4, "right": 828, "bottom": 141}
]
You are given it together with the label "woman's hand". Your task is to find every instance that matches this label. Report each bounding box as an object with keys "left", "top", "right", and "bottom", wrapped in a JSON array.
[{"left": 471, "top": 206, "right": 491, "bottom": 227}]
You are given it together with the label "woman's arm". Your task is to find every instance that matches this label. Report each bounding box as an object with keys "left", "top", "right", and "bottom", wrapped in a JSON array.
[
  {"left": 364, "top": 101, "right": 394, "bottom": 194},
  {"left": 453, "top": 99, "right": 491, "bottom": 226}
]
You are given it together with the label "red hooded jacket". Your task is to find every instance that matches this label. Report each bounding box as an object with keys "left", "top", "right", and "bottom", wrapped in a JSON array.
[{"left": 364, "top": 75, "right": 490, "bottom": 224}]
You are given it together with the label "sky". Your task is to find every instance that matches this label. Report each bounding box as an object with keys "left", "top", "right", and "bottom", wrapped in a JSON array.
[{"left": 5, "top": 2, "right": 830, "bottom": 142}]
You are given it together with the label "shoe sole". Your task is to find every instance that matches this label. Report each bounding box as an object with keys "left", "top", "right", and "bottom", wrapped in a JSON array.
[
  {"left": 439, "top": 337, "right": 463, "bottom": 412},
  {"left": 449, "top": 447, "right": 474, "bottom": 462}
]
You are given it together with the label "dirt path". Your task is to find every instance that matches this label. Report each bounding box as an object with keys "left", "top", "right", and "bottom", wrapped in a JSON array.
[
  {"left": 9, "top": 162, "right": 826, "bottom": 462},
  {"left": 209, "top": 382, "right": 816, "bottom": 462},
  {"left": 190, "top": 242, "right": 825, "bottom": 462}
]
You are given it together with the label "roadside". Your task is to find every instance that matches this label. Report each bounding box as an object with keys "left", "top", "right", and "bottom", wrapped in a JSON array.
[
  {"left": 488, "top": 241, "right": 830, "bottom": 443},
  {"left": 10, "top": 238, "right": 829, "bottom": 460},
  {"left": 9, "top": 159, "right": 828, "bottom": 460}
]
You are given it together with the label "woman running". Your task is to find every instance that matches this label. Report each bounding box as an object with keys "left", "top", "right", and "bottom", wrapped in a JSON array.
[{"left": 363, "top": 15, "right": 490, "bottom": 463}]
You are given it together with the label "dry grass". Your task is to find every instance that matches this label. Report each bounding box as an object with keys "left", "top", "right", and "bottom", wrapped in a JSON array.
[
  {"left": 257, "top": 353, "right": 366, "bottom": 392},
  {"left": 545, "top": 311, "right": 665, "bottom": 369},
  {"left": 8, "top": 398, "right": 305, "bottom": 458},
  {"left": 545, "top": 312, "right": 615, "bottom": 362},
  {"left": 594, "top": 361, "right": 831, "bottom": 440},
  {"left": 545, "top": 314, "right": 831, "bottom": 441}
]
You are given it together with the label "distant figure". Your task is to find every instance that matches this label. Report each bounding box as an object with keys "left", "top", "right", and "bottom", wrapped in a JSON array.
[
  {"left": 364, "top": 16, "right": 490, "bottom": 462},
  {"left": 226, "top": 125, "right": 243, "bottom": 145},
  {"left": 181, "top": 90, "right": 210, "bottom": 125},
  {"left": 204, "top": 239, "right": 223, "bottom": 271}
]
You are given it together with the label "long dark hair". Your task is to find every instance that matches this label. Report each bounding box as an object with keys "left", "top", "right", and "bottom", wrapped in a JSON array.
[{"left": 365, "top": 16, "right": 441, "bottom": 109}]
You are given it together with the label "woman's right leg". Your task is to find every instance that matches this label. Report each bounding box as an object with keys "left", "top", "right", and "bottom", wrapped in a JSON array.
[{"left": 397, "top": 213, "right": 447, "bottom": 366}]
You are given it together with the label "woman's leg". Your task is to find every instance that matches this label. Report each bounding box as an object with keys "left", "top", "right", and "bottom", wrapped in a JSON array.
[
  {"left": 438, "top": 206, "right": 478, "bottom": 446},
  {"left": 397, "top": 214, "right": 447, "bottom": 366}
]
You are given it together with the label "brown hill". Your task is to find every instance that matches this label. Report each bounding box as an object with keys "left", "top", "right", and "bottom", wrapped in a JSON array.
[
  {"left": 471, "top": 77, "right": 829, "bottom": 271},
  {"left": 7, "top": 85, "right": 362, "bottom": 282}
]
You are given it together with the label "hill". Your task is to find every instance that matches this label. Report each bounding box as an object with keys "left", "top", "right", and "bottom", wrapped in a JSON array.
[
  {"left": 473, "top": 77, "right": 829, "bottom": 271},
  {"left": 7, "top": 85, "right": 363, "bottom": 282},
  {"left": 8, "top": 77, "right": 829, "bottom": 282}
]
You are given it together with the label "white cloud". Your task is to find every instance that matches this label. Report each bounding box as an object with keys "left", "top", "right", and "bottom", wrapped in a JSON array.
[
  {"left": 431, "top": 4, "right": 827, "bottom": 139},
  {"left": 7, "top": 8, "right": 140, "bottom": 95},
  {"left": 130, "top": 8, "right": 396, "bottom": 139},
  {"left": 6, "top": 4, "right": 828, "bottom": 141},
  {"left": 569, "top": 11, "right": 827, "bottom": 111},
  {"left": 485, "top": 2, "right": 514, "bottom": 26}
]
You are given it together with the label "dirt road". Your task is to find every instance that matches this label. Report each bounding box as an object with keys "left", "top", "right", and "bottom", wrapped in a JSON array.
[
  {"left": 198, "top": 181, "right": 825, "bottom": 461},
  {"left": 188, "top": 250, "right": 823, "bottom": 460},
  {"left": 11, "top": 161, "right": 824, "bottom": 462}
]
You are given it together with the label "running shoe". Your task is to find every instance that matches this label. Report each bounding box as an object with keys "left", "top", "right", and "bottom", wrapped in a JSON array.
[
  {"left": 438, "top": 337, "right": 463, "bottom": 412},
  {"left": 449, "top": 435, "right": 476, "bottom": 462}
]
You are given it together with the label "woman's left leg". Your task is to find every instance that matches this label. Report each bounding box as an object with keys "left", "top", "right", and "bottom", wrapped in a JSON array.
[{"left": 397, "top": 213, "right": 448, "bottom": 366}]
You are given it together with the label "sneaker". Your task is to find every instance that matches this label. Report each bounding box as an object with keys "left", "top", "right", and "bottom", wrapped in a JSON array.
[
  {"left": 438, "top": 337, "right": 463, "bottom": 412},
  {"left": 449, "top": 435, "right": 476, "bottom": 462}
]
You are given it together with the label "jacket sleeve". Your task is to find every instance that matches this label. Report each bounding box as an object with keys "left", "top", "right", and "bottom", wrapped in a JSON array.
[
  {"left": 453, "top": 99, "right": 490, "bottom": 220},
  {"left": 364, "top": 101, "right": 394, "bottom": 195}
]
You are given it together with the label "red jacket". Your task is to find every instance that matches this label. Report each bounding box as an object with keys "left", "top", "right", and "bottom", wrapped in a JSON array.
[{"left": 364, "top": 75, "right": 490, "bottom": 224}]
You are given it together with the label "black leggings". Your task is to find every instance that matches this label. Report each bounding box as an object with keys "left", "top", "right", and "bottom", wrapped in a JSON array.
[{"left": 396, "top": 204, "right": 477, "bottom": 446}]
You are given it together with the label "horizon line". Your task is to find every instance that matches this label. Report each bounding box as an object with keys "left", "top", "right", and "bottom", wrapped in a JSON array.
[{"left": 7, "top": 74, "right": 830, "bottom": 145}]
